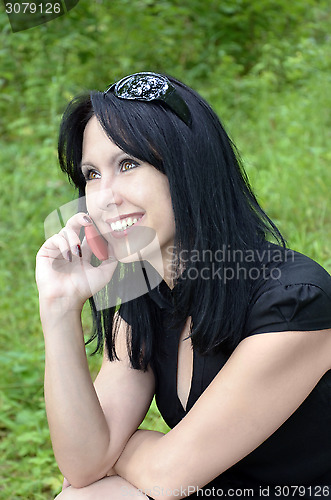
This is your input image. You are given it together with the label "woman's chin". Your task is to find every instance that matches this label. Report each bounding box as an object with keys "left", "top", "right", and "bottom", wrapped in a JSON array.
[{"left": 116, "top": 252, "right": 142, "bottom": 264}]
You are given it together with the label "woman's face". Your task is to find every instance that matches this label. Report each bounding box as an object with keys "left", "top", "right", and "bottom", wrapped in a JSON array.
[{"left": 81, "top": 116, "right": 176, "bottom": 266}]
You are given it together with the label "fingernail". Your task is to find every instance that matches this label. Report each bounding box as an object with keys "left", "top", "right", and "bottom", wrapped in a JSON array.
[
  {"left": 83, "top": 215, "right": 92, "bottom": 224},
  {"left": 67, "top": 251, "right": 72, "bottom": 262},
  {"left": 76, "top": 244, "right": 82, "bottom": 258}
]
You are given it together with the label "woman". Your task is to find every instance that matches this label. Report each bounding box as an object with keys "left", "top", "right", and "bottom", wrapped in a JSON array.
[{"left": 36, "top": 72, "right": 331, "bottom": 499}]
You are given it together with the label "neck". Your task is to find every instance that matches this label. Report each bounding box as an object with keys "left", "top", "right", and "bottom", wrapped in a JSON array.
[
  {"left": 137, "top": 240, "right": 181, "bottom": 290},
  {"left": 161, "top": 245, "right": 185, "bottom": 290}
]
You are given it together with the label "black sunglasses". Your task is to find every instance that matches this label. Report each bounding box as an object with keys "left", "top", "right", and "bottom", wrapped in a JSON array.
[{"left": 104, "top": 72, "right": 192, "bottom": 127}]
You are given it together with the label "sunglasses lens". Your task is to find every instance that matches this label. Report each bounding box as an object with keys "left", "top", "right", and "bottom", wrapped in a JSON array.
[
  {"left": 115, "top": 73, "right": 169, "bottom": 101},
  {"left": 104, "top": 72, "right": 192, "bottom": 126}
]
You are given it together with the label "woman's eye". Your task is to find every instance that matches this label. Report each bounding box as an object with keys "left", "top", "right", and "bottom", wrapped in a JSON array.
[
  {"left": 120, "top": 159, "right": 139, "bottom": 172},
  {"left": 84, "top": 170, "right": 100, "bottom": 181}
]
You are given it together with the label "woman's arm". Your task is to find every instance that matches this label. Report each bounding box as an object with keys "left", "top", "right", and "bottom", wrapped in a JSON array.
[
  {"left": 42, "top": 305, "right": 154, "bottom": 488},
  {"left": 114, "top": 328, "right": 331, "bottom": 499},
  {"left": 36, "top": 213, "right": 155, "bottom": 488}
]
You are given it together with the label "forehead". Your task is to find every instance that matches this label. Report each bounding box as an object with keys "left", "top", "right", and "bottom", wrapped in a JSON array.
[
  {"left": 83, "top": 116, "right": 109, "bottom": 144},
  {"left": 82, "top": 116, "right": 121, "bottom": 158},
  {"left": 83, "top": 104, "right": 164, "bottom": 170}
]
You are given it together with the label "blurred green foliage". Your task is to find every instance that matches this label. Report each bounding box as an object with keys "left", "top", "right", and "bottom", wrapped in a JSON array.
[
  {"left": 1, "top": 0, "right": 330, "bottom": 137},
  {"left": 0, "top": 0, "right": 330, "bottom": 498}
]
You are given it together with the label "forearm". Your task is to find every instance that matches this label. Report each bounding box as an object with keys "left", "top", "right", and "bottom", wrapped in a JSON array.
[
  {"left": 114, "top": 429, "right": 170, "bottom": 498},
  {"left": 114, "top": 428, "right": 201, "bottom": 499},
  {"left": 41, "top": 300, "right": 112, "bottom": 486}
]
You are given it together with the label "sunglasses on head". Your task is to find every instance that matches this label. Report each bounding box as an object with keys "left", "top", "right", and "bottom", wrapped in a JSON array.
[{"left": 104, "top": 72, "right": 192, "bottom": 127}]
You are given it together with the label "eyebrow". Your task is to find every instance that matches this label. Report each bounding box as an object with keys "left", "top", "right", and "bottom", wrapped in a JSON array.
[
  {"left": 79, "top": 150, "right": 130, "bottom": 171},
  {"left": 80, "top": 161, "right": 96, "bottom": 170}
]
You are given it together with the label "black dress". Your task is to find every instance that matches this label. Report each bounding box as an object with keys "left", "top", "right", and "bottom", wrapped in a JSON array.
[{"left": 120, "top": 246, "right": 331, "bottom": 498}]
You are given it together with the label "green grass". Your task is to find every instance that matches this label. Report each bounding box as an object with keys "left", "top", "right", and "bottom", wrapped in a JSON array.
[{"left": 1, "top": 60, "right": 330, "bottom": 500}]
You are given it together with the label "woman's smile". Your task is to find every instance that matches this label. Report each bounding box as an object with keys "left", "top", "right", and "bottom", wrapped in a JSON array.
[{"left": 106, "top": 213, "right": 145, "bottom": 237}]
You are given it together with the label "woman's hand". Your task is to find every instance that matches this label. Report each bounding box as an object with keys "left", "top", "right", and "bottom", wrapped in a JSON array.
[{"left": 36, "top": 212, "right": 118, "bottom": 311}]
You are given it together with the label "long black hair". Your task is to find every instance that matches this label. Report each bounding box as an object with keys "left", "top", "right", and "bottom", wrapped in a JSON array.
[{"left": 58, "top": 74, "right": 285, "bottom": 369}]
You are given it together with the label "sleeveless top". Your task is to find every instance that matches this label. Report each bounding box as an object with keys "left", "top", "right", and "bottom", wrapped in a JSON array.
[{"left": 119, "top": 245, "right": 331, "bottom": 496}]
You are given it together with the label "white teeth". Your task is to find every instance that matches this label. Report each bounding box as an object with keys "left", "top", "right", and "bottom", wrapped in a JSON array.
[{"left": 110, "top": 216, "right": 142, "bottom": 232}]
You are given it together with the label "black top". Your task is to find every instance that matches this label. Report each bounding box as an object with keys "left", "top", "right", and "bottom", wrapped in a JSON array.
[{"left": 120, "top": 246, "right": 331, "bottom": 496}]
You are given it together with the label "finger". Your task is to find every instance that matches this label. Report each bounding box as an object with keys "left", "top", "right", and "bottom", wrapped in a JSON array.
[
  {"left": 40, "top": 233, "right": 72, "bottom": 262},
  {"left": 81, "top": 233, "right": 93, "bottom": 260},
  {"left": 59, "top": 227, "right": 82, "bottom": 259},
  {"left": 61, "top": 213, "right": 94, "bottom": 259},
  {"left": 65, "top": 212, "right": 94, "bottom": 236}
]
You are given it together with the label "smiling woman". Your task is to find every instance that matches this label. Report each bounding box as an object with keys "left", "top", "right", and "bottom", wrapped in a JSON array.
[{"left": 36, "top": 73, "right": 331, "bottom": 499}]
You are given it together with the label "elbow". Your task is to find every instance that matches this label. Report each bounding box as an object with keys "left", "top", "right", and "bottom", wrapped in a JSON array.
[
  {"left": 61, "top": 456, "right": 118, "bottom": 490},
  {"left": 64, "top": 471, "right": 104, "bottom": 490},
  {"left": 58, "top": 440, "right": 122, "bottom": 489}
]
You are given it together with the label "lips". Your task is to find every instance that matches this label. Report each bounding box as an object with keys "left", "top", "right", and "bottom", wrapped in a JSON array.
[
  {"left": 106, "top": 212, "right": 145, "bottom": 225},
  {"left": 105, "top": 213, "right": 145, "bottom": 239}
]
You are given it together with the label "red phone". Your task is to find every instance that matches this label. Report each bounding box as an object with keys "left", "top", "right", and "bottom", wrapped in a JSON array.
[{"left": 84, "top": 223, "right": 109, "bottom": 261}]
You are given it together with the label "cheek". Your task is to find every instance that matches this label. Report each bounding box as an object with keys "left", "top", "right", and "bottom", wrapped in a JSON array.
[
  {"left": 158, "top": 190, "right": 174, "bottom": 218},
  {"left": 85, "top": 189, "right": 93, "bottom": 213},
  {"left": 158, "top": 196, "right": 176, "bottom": 236},
  {"left": 85, "top": 187, "right": 99, "bottom": 217}
]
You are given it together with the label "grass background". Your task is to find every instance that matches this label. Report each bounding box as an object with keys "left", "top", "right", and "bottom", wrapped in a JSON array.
[{"left": 0, "top": 1, "right": 330, "bottom": 498}]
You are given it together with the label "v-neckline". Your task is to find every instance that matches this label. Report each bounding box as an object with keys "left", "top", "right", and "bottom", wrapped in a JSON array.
[
  {"left": 175, "top": 316, "right": 194, "bottom": 412},
  {"left": 176, "top": 348, "right": 195, "bottom": 413},
  {"left": 147, "top": 270, "right": 197, "bottom": 413}
]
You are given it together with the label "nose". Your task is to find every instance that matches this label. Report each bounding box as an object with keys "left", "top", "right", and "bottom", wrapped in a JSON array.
[{"left": 95, "top": 178, "right": 124, "bottom": 210}]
